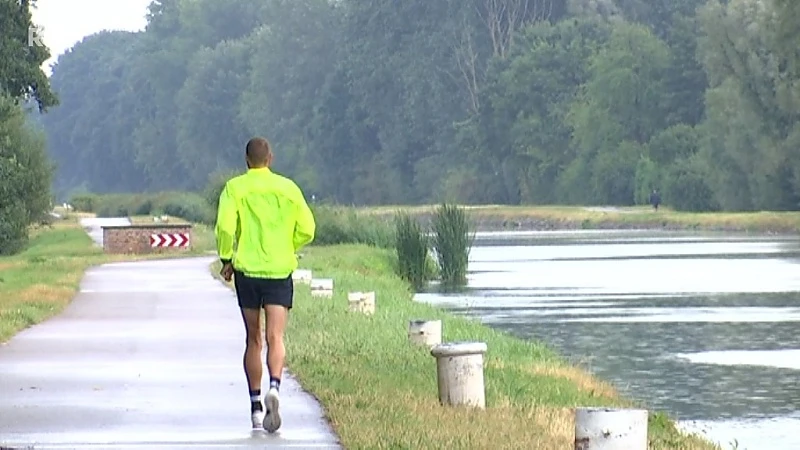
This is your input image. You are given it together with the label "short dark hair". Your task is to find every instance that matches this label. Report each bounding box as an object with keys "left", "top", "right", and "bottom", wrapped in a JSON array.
[{"left": 245, "top": 137, "right": 272, "bottom": 165}]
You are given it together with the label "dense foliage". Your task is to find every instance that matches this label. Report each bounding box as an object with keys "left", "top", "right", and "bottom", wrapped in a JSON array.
[
  {"left": 36, "top": 0, "right": 800, "bottom": 212},
  {"left": 0, "top": 0, "right": 57, "bottom": 254}
]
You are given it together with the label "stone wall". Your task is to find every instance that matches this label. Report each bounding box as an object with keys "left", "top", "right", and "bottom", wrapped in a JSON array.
[{"left": 102, "top": 224, "right": 193, "bottom": 255}]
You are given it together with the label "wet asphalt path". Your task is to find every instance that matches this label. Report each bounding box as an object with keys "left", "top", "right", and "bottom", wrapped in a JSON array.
[{"left": 0, "top": 218, "right": 340, "bottom": 449}]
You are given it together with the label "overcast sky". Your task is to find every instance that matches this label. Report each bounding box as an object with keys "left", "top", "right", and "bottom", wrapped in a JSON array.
[{"left": 31, "top": 0, "right": 152, "bottom": 74}]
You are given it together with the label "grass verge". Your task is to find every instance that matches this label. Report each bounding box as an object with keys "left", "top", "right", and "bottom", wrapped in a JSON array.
[
  {"left": 212, "top": 245, "right": 718, "bottom": 449},
  {"left": 0, "top": 214, "right": 216, "bottom": 343},
  {"left": 362, "top": 204, "right": 800, "bottom": 233}
]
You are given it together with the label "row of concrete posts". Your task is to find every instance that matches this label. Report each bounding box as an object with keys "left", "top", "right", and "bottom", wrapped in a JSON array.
[{"left": 292, "top": 269, "right": 649, "bottom": 450}]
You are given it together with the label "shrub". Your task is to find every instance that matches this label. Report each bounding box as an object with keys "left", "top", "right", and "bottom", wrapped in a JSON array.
[
  {"left": 311, "top": 205, "right": 395, "bottom": 248},
  {"left": 432, "top": 203, "right": 473, "bottom": 290},
  {"left": 0, "top": 200, "right": 28, "bottom": 255},
  {"left": 69, "top": 193, "right": 98, "bottom": 212},
  {"left": 394, "top": 212, "right": 430, "bottom": 290},
  {"left": 204, "top": 170, "right": 242, "bottom": 219},
  {"left": 92, "top": 192, "right": 214, "bottom": 224},
  {"left": 663, "top": 157, "right": 718, "bottom": 212},
  {"left": 157, "top": 192, "right": 215, "bottom": 224}
]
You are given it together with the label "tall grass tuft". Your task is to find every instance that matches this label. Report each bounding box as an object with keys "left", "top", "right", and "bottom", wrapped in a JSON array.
[
  {"left": 432, "top": 203, "right": 473, "bottom": 290},
  {"left": 394, "top": 212, "right": 429, "bottom": 291}
]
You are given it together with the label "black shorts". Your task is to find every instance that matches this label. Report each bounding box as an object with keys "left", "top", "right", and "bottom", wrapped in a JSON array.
[{"left": 233, "top": 270, "right": 293, "bottom": 310}]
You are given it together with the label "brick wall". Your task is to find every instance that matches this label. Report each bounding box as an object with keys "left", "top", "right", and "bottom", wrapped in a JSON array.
[{"left": 102, "top": 224, "right": 194, "bottom": 254}]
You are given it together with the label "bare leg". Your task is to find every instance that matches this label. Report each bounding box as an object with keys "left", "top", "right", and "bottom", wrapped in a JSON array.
[
  {"left": 264, "top": 305, "right": 288, "bottom": 381},
  {"left": 262, "top": 304, "right": 288, "bottom": 433},
  {"left": 240, "top": 307, "right": 263, "bottom": 392}
]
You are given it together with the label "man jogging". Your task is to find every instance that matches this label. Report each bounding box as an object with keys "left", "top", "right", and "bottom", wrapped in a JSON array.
[{"left": 215, "top": 136, "right": 315, "bottom": 432}]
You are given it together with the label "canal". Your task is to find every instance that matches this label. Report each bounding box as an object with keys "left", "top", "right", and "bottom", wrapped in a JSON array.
[{"left": 414, "top": 230, "right": 800, "bottom": 450}]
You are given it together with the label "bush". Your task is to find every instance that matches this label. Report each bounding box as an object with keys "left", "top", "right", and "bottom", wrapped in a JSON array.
[
  {"left": 311, "top": 205, "right": 395, "bottom": 248},
  {"left": 92, "top": 192, "right": 215, "bottom": 224},
  {"left": 204, "top": 170, "right": 242, "bottom": 219},
  {"left": 663, "top": 157, "right": 718, "bottom": 212},
  {"left": 69, "top": 193, "right": 98, "bottom": 212},
  {"left": 432, "top": 204, "right": 473, "bottom": 290},
  {"left": 394, "top": 212, "right": 430, "bottom": 290},
  {"left": 634, "top": 156, "right": 662, "bottom": 205},
  {"left": 158, "top": 192, "right": 215, "bottom": 224},
  {"left": 0, "top": 200, "right": 28, "bottom": 255}
]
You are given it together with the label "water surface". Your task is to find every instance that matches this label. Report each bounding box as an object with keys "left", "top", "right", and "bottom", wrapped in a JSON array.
[{"left": 416, "top": 230, "right": 800, "bottom": 450}]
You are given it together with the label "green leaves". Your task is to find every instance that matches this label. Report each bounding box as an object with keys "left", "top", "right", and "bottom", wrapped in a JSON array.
[
  {"left": 0, "top": 93, "right": 54, "bottom": 254},
  {"left": 22, "top": 0, "right": 800, "bottom": 213},
  {"left": 0, "top": 0, "right": 57, "bottom": 111}
]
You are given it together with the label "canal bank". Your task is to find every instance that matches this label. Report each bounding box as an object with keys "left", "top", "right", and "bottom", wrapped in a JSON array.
[
  {"left": 415, "top": 229, "right": 800, "bottom": 450},
  {"left": 214, "top": 245, "right": 718, "bottom": 449},
  {"left": 361, "top": 205, "right": 800, "bottom": 234}
]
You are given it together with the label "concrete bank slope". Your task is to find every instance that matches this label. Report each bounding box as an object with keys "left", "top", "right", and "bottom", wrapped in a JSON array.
[{"left": 0, "top": 257, "right": 341, "bottom": 449}]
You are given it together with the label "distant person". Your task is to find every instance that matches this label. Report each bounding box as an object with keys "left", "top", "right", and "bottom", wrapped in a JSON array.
[
  {"left": 649, "top": 189, "right": 661, "bottom": 211},
  {"left": 215, "top": 136, "right": 316, "bottom": 432}
]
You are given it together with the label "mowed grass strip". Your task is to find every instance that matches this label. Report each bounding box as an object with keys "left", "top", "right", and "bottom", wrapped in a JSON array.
[
  {"left": 214, "top": 245, "right": 719, "bottom": 449},
  {"left": 362, "top": 204, "right": 800, "bottom": 233},
  {"left": 0, "top": 219, "right": 106, "bottom": 342},
  {"left": 0, "top": 215, "right": 216, "bottom": 343}
]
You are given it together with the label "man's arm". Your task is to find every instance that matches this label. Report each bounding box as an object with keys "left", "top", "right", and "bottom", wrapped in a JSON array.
[
  {"left": 215, "top": 183, "right": 238, "bottom": 265},
  {"left": 292, "top": 185, "right": 315, "bottom": 252}
]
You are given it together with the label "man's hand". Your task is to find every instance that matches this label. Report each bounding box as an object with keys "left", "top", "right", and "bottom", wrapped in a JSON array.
[{"left": 220, "top": 262, "right": 234, "bottom": 282}]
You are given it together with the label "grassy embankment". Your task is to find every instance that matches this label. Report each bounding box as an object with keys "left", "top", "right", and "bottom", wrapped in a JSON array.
[
  {"left": 0, "top": 191, "right": 767, "bottom": 447},
  {"left": 213, "top": 246, "right": 718, "bottom": 449},
  {"left": 0, "top": 209, "right": 215, "bottom": 343},
  {"left": 363, "top": 204, "right": 800, "bottom": 233}
]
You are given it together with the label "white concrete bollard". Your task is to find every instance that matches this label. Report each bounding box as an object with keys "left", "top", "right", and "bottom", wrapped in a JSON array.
[
  {"left": 310, "top": 278, "right": 333, "bottom": 298},
  {"left": 292, "top": 269, "right": 313, "bottom": 285},
  {"left": 408, "top": 319, "right": 442, "bottom": 348},
  {"left": 347, "top": 291, "right": 375, "bottom": 315},
  {"left": 430, "top": 341, "right": 487, "bottom": 409},
  {"left": 574, "top": 408, "right": 648, "bottom": 450}
]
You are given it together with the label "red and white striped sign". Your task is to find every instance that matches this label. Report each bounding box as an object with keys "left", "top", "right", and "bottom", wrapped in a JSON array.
[{"left": 150, "top": 233, "right": 190, "bottom": 248}]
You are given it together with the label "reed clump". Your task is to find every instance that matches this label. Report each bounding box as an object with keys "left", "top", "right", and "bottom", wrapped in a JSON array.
[
  {"left": 394, "top": 212, "right": 431, "bottom": 291},
  {"left": 432, "top": 203, "right": 473, "bottom": 290}
]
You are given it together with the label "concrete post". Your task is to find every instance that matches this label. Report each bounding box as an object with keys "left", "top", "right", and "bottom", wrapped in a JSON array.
[
  {"left": 408, "top": 320, "right": 442, "bottom": 348},
  {"left": 348, "top": 291, "right": 375, "bottom": 315},
  {"left": 292, "top": 269, "right": 313, "bottom": 285},
  {"left": 310, "top": 278, "right": 333, "bottom": 298},
  {"left": 430, "top": 342, "right": 487, "bottom": 409},
  {"left": 574, "top": 408, "right": 648, "bottom": 450}
]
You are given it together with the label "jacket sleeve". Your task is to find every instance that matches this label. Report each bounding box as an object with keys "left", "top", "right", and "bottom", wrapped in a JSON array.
[
  {"left": 292, "top": 185, "right": 316, "bottom": 251},
  {"left": 215, "top": 183, "right": 238, "bottom": 263}
]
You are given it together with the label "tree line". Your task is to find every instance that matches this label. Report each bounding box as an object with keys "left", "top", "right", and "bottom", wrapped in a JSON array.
[
  {"left": 1, "top": 0, "right": 57, "bottom": 255},
  {"left": 33, "top": 0, "right": 800, "bottom": 212}
]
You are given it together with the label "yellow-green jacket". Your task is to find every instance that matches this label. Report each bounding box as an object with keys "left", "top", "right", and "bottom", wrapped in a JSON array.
[{"left": 215, "top": 167, "right": 315, "bottom": 279}]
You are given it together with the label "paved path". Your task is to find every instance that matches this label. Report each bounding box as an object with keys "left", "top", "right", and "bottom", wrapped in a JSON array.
[
  {"left": 0, "top": 253, "right": 341, "bottom": 448},
  {"left": 80, "top": 217, "right": 131, "bottom": 247}
]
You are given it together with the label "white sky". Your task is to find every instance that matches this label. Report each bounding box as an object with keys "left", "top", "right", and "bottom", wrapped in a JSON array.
[{"left": 30, "top": 0, "right": 152, "bottom": 74}]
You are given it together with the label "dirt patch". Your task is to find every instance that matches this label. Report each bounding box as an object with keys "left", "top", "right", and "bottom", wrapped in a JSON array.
[
  {"left": 526, "top": 363, "right": 619, "bottom": 400},
  {"left": 15, "top": 284, "right": 74, "bottom": 306},
  {"left": 0, "top": 262, "right": 19, "bottom": 271}
]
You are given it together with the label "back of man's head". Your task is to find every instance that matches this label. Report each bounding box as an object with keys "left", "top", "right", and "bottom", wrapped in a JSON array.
[{"left": 246, "top": 137, "right": 272, "bottom": 168}]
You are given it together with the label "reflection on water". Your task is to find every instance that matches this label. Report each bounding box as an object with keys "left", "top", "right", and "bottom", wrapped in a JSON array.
[{"left": 416, "top": 230, "right": 800, "bottom": 450}]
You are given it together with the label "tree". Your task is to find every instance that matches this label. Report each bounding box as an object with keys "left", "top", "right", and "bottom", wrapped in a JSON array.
[
  {"left": 30, "top": 0, "right": 800, "bottom": 212},
  {"left": 0, "top": 94, "right": 53, "bottom": 254},
  {"left": 0, "top": 0, "right": 56, "bottom": 254},
  {"left": 42, "top": 31, "right": 148, "bottom": 196},
  {"left": 0, "top": 0, "right": 58, "bottom": 111},
  {"left": 696, "top": 0, "right": 800, "bottom": 210}
]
